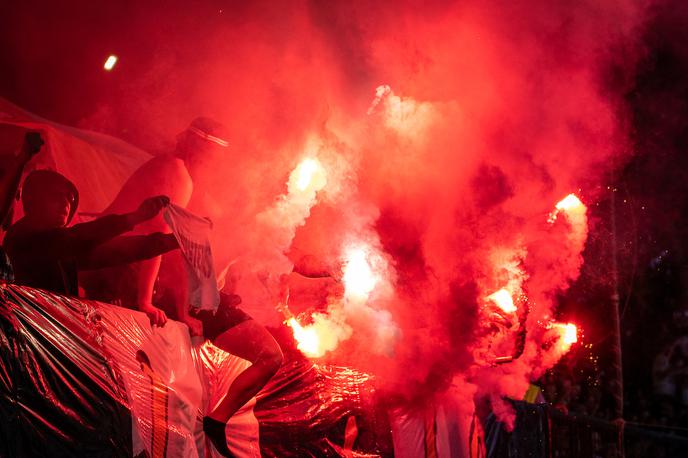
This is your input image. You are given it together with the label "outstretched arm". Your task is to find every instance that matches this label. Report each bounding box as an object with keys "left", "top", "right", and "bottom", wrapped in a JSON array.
[
  {"left": 77, "top": 233, "right": 179, "bottom": 270},
  {"left": 62, "top": 195, "right": 170, "bottom": 257},
  {"left": 0, "top": 132, "right": 43, "bottom": 226},
  {"left": 12, "top": 196, "right": 171, "bottom": 261}
]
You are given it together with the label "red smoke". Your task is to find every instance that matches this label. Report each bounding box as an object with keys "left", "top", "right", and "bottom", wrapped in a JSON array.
[{"left": 20, "top": 0, "right": 649, "bottom": 430}]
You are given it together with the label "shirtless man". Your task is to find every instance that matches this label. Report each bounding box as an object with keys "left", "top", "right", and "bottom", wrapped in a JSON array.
[{"left": 84, "top": 117, "right": 282, "bottom": 457}]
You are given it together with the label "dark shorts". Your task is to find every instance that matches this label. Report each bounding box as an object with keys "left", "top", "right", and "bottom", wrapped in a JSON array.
[{"left": 189, "top": 293, "right": 252, "bottom": 342}]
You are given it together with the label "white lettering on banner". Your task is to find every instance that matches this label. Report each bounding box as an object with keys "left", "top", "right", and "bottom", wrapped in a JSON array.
[{"left": 178, "top": 237, "right": 213, "bottom": 279}]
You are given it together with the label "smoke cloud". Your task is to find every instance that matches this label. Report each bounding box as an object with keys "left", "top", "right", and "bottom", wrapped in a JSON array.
[{"left": 5, "top": 0, "right": 652, "bottom": 429}]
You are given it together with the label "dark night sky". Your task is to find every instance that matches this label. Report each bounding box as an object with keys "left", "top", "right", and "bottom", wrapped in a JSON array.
[{"left": 0, "top": 0, "right": 232, "bottom": 130}]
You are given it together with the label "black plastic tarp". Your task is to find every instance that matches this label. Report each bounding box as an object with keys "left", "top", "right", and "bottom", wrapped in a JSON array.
[{"left": 0, "top": 284, "right": 132, "bottom": 457}]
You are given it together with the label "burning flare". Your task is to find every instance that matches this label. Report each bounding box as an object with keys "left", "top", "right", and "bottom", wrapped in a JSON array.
[
  {"left": 548, "top": 193, "right": 586, "bottom": 224},
  {"left": 281, "top": 243, "right": 394, "bottom": 359},
  {"left": 561, "top": 323, "right": 578, "bottom": 345},
  {"left": 280, "top": 307, "right": 352, "bottom": 358},
  {"left": 288, "top": 157, "right": 326, "bottom": 194},
  {"left": 296, "top": 158, "right": 319, "bottom": 190},
  {"left": 287, "top": 318, "right": 322, "bottom": 357},
  {"left": 552, "top": 322, "right": 578, "bottom": 351},
  {"left": 343, "top": 246, "right": 378, "bottom": 302},
  {"left": 277, "top": 301, "right": 325, "bottom": 358},
  {"left": 486, "top": 288, "right": 517, "bottom": 313},
  {"left": 556, "top": 194, "right": 583, "bottom": 211}
]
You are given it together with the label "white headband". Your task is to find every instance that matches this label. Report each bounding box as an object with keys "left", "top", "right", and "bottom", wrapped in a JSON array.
[{"left": 188, "top": 125, "right": 229, "bottom": 147}]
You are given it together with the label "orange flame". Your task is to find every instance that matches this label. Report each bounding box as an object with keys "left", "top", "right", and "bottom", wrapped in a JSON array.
[
  {"left": 287, "top": 318, "right": 324, "bottom": 358},
  {"left": 277, "top": 302, "right": 328, "bottom": 358},
  {"left": 549, "top": 193, "right": 586, "bottom": 223},
  {"left": 561, "top": 323, "right": 578, "bottom": 345},
  {"left": 552, "top": 322, "right": 578, "bottom": 351},
  {"left": 556, "top": 194, "right": 583, "bottom": 211},
  {"left": 487, "top": 288, "right": 517, "bottom": 313}
]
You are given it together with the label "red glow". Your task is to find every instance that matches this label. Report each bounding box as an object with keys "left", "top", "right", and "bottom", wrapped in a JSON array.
[{"left": 5, "top": 0, "right": 642, "bottom": 431}]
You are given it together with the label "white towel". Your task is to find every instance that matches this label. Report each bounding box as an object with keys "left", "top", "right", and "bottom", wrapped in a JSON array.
[{"left": 163, "top": 204, "right": 220, "bottom": 312}]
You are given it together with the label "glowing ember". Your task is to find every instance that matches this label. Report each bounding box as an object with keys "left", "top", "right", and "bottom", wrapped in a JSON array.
[
  {"left": 555, "top": 194, "right": 583, "bottom": 211},
  {"left": 103, "top": 55, "right": 118, "bottom": 71},
  {"left": 487, "top": 288, "right": 517, "bottom": 313},
  {"left": 343, "top": 247, "right": 377, "bottom": 302},
  {"left": 287, "top": 318, "right": 323, "bottom": 357}
]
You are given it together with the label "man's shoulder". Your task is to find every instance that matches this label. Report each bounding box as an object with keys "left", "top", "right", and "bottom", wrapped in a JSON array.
[
  {"left": 107, "top": 153, "right": 192, "bottom": 211},
  {"left": 142, "top": 154, "right": 187, "bottom": 171},
  {"left": 132, "top": 155, "right": 191, "bottom": 185}
]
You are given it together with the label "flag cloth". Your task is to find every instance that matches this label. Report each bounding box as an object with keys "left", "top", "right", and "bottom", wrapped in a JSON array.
[{"left": 163, "top": 204, "right": 220, "bottom": 311}]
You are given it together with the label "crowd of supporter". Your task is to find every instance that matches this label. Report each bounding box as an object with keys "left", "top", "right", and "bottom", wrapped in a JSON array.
[
  {"left": 542, "top": 358, "right": 688, "bottom": 428},
  {"left": 2, "top": 129, "right": 686, "bottom": 458},
  {"left": 541, "top": 248, "right": 688, "bottom": 452},
  {"left": 0, "top": 125, "right": 282, "bottom": 458}
]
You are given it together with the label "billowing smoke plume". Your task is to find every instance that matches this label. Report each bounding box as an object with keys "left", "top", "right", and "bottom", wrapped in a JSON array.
[{"left": 64, "top": 0, "right": 649, "bottom": 428}]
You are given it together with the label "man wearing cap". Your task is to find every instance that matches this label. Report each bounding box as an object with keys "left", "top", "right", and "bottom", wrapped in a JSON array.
[
  {"left": 84, "top": 117, "right": 232, "bottom": 327},
  {"left": 3, "top": 170, "right": 178, "bottom": 297},
  {"left": 85, "top": 117, "right": 283, "bottom": 457}
]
